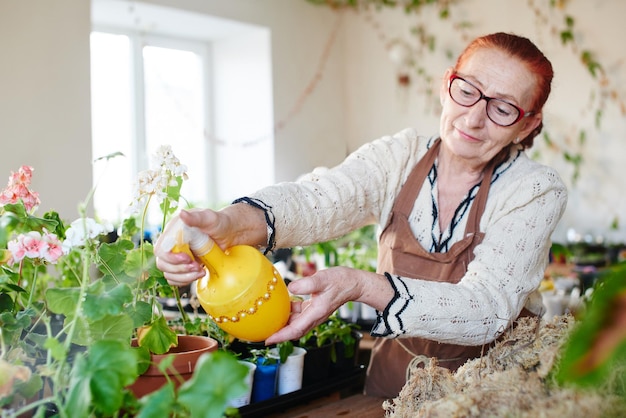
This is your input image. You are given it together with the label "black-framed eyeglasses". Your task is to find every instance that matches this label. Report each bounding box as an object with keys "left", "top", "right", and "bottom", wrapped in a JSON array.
[{"left": 448, "top": 74, "right": 532, "bottom": 127}]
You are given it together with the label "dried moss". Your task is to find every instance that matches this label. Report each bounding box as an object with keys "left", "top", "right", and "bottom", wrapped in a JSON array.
[{"left": 384, "top": 315, "right": 626, "bottom": 417}]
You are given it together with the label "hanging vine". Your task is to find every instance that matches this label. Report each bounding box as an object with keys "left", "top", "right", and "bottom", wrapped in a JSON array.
[{"left": 306, "top": 0, "right": 626, "bottom": 185}]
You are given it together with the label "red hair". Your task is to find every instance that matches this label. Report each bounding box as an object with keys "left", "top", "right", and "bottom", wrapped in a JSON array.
[{"left": 453, "top": 32, "right": 554, "bottom": 148}]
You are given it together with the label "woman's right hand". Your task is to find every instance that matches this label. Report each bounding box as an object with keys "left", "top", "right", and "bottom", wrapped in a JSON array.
[
  {"left": 154, "top": 205, "right": 268, "bottom": 286},
  {"left": 154, "top": 209, "right": 216, "bottom": 286}
]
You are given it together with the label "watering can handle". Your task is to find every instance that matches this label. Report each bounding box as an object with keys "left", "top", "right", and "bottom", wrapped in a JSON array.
[{"left": 160, "top": 216, "right": 215, "bottom": 257}]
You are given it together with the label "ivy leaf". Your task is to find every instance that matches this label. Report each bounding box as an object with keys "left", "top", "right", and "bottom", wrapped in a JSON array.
[
  {"left": 581, "top": 50, "right": 602, "bottom": 78},
  {"left": 560, "top": 29, "right": 573, "bottom": 45},
  {"left": 177, "top": 351, "right": 249, "bottom": 418},
  {"left": 595, "top": 109, "right": 603, "bottom": 129}
]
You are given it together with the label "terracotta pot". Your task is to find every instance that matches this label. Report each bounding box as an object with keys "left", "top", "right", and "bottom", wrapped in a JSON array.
[{"left": 129, "top": 335, "right": 218, "bottom": 398}]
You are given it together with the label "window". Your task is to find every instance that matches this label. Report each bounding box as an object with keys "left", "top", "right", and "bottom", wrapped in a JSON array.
[{"left": 90, "top": 1, "right": 274, "bottom": 226}]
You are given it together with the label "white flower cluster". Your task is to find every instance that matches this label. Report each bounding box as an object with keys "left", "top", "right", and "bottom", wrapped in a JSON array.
[
  {"left": 62, "top": 218, "right": 114, "bottom": 253},
  {"left": 128, "top": 145, "right": 188, "bottom": 215}
]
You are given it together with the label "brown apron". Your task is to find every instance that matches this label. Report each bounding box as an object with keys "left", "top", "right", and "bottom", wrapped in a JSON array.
[{"left": 365, "top": 138, "right": 509, "bottom": 398}]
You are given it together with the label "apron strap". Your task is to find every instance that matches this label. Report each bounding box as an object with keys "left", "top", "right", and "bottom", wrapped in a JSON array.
[{"left": 392, "top": 137, "right": 498, "bottom": 237}]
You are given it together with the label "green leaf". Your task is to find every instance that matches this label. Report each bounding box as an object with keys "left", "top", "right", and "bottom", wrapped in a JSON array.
[
  {"left": 0, "top": 292, "right": 14, "bottom": 312},
  {"left": 44, "top": 336, "right": 67, "bottom": 362},
  {"left": 560, "top": 30, "right": 574, "bottom": 45},
  {"left": 554, "top": 264, "right": 626, "bottom": 396},
  {"left": 69, "top": 313, "right": 134, "bottom": 346},
  {"left": 178, "top": 351, "right": 249, "bottom": 418},
  {"left": 595, "top": 108, "right": 603, "bottom": 129},
  {"left": 124, "top": 244, "right": 161, "bottom": 281},
  {"left": 0, "top": 202, "right": 58, "bottom": 233},
  {"left": 46, "top": 287, "right": 80, "bottom": 316},
  {"left": 42, "top": 210, "right": 66, "bottom": 239},
  {"left": 67, "top": 340, "right": 140, "bottom": 416},
  {"left": 65, "top": 354, "right": 92, "bottom": 417},
  {"left": 129, "top": 301, "right": 153, "bottom": 328},
  {"left": 97, "top": 239, "right": 135, "bottom": 276},
  {"left": 13, "top": 372, "right": 43, "bottom": 400},
  {"left": 119, "top": 217, "right": 140, "bottom": 241},
  {"left": 0, "top": 212, "right": 19, "bottom": 247},
  {"left": 278, "top": 341, "right": 294, "bottom": 363},
  {"left": 83, "top": 282, "right": 133, "bottom": 321},
  {"left": 137, "top": 316, "right": 178, "bottom": 355},
  {"left": 0, "top": 309, "right": 35, "bottom": 345},
  {"left": 136, "top": 384, "right": 177, "bottom": 418},
  {"left": 134, "top": 344, "right": 152, "bottom": 375}
]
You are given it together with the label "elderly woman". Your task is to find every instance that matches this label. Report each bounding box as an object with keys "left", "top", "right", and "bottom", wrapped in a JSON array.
[{"left": 155, "top": 32, "right": 567, "bottom": 398}]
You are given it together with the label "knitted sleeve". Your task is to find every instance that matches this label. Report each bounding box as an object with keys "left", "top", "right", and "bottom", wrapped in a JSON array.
[{"left": 248, "top": 128, "right": 426, "bottom": 248}]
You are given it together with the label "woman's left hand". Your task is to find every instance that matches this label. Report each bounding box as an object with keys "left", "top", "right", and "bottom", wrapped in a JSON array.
[{"left": 264, "top": 267, "right": 392, "bottom": 345}]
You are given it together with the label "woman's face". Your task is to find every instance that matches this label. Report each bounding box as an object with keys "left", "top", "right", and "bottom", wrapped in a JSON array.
[{"left": 439, "top": 47, "right": 542, "bottom": 168}]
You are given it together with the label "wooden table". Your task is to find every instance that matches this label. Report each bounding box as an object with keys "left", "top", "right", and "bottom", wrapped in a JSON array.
[{"left": 266, "top": 392, "right": 386, "bottom": 418}]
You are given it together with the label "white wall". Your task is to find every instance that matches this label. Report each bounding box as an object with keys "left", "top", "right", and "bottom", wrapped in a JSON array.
[
  {"left": 146, "top": 0, "right": 349, "bottom": 183},
  {"left": 1, "top": 0, "right": 625, "bottom": 243},
  {"left": 339, "top": 0, "right": 626, "bottom": 243},
  {"left": 0, "top": 0, "right": 92, "bottom": 220}
]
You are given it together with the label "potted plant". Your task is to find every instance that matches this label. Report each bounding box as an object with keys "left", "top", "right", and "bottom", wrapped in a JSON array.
[
  {"left": 297, "top": 322, "right": 335, "bottom": 387},
  {"left": 296, "top": 225, "right": 379, "bottom": 323},
  {"left": 269, "top": 341, "right": 307, "bottom": 395},
  {"left": 317, "top": 313, "right": 362, "bottom": 376},
  {"left": 0, "top": 149, "right": 248, "bottom": 417},
  {"left": 247, "top": 347, "right": 279, "bottom": 403}
]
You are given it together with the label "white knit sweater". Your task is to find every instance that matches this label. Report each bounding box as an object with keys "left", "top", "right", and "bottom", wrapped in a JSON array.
[{"left": 250, "top": 128, "right": 568, "bottom": 346}]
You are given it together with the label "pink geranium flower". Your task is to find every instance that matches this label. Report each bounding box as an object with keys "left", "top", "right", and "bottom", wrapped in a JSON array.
[
  {"left": 41, "top": 230, "right": 65, "bottom": 263},
  {"left": 0, "top": 165, "right": 41, "bottom": 212},
  {"left": 7, "top": 230, "right": 64, "bottom": 264}
]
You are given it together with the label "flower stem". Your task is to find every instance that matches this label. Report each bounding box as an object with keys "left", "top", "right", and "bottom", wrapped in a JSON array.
[
  {"left": 26, "top": 264, "right": 39, "bottom": 309},
  {"left": 11, "top": 396, "right": 57, "bottom": 418},
  {"left": 173, "top": 286, "right": 189, "bottom": 325}
]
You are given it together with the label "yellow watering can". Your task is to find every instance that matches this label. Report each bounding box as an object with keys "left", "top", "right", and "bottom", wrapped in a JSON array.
[{"left": 161, "top": 217, "right": 291, "bottom": 342}]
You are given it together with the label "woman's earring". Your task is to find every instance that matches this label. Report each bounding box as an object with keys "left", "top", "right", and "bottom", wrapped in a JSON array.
[{"left": 514, "top": 137, "right": 520, "bottom": 144}]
